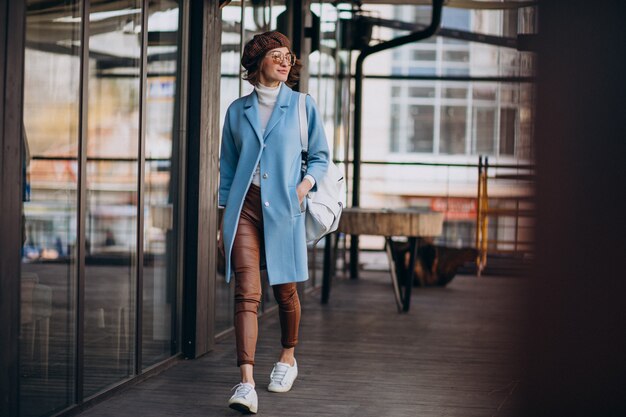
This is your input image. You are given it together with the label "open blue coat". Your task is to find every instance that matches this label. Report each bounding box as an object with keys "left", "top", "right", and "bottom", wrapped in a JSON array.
[{"left": 219, "top": 83, "right": 330, "bottom": 285}]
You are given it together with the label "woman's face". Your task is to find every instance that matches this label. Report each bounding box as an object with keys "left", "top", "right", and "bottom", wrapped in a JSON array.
[{"left": 259, "top": 47, "right": 292, "bottom": 86}]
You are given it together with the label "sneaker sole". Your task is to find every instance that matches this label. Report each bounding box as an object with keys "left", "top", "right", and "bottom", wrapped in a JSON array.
[
  {"left": 267, "top": 382, "right": 294, "bottom": 393},
  {"left": 229, "top": 402, "right": 257, "bottom": 414}
]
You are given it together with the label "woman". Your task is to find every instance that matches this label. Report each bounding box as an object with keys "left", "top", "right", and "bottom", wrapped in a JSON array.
[{"left": 218, "top": 31, "right": 329, "bottom": 414}]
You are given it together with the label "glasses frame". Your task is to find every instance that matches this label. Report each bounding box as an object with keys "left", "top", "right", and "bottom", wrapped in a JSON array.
[{"left": 265, "top": 50, "right": 296, "bottom": 66}]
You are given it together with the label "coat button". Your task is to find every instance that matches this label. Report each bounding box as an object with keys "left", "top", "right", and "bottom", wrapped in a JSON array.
[
  {"left": 263, "top": 144, "right": 267, "bottom": 148},
  {"left": 264, "top": 201, "right": 270, "bottom": 207},
  {"left": 262, "top": 173, "right": 268, "bottom": 179}
]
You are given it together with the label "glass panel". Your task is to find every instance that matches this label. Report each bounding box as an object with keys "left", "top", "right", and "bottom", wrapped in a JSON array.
[
  {"left": 474, "top": 107, "right": 496, "bottom": 155},
  {"left": 518, "top": 84, "right": 534, "bottom": 159},
  {"left": 84, "top": 1, "right": 142, "bottom": 396},
  {"left": 441, "top": 7, "right": 471, "bottom": 31},
  {"left": 142, "top": 0, "right": 181, "bottom": 369},
  {"left": 390, "top": 104, "right": 400, "bottom": 152},
  {"left": 443, "top": 50, "right": 469, "bottom": 62},
  {"left": 440, "top": 106, "right": 467, "bottom": 154},
  {"left": 408, "top": 105, "right": 434, "bottom": 153},
  {"left": 20, "top": 1, "right": 81, "bottom": 415},
  {"left": 411, "top": 50, "right": 436, "bottom": 61},
  {"left": 500, "top": 86, "right": 518, "bottom": 104},
  {"left": 500, "top": 108, "right": 517, "bottom": 156},
  {"left": 473, "top": 84, "right": 497, "bottom": 101},
  {"left": 216, "top": 1, "right": 242, "bottom": 334},
  {"left": 443, "top": 86, "right": 467, "bottom": 99},
  {"left": 409, "top": 86, "right": 436, "bottom": 98}
]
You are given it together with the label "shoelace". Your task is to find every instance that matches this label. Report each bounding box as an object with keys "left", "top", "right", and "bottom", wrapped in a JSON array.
[
  {"left": 231, "top": 382, "right": 253, "bottom": 397},
  {"left": 270, "top": 363, "right": 290, "bottom": 385}
]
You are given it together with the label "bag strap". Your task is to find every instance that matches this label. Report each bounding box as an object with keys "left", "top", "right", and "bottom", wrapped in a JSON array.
[{"left": 298, "top": 92, "right": 308, "bottom": 152}]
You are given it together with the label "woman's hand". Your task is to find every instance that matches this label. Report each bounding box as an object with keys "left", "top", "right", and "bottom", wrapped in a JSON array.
[
  {"left": 296, "top": 178, "right": 314, "bottom": 204},
  {"left": 218, "top": 217, "right": 225, "bottom": 258}
]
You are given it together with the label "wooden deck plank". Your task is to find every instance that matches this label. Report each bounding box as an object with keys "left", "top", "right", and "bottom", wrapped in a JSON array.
[{"left": 77, "top": 271, "right": 526, "bottom": 417}]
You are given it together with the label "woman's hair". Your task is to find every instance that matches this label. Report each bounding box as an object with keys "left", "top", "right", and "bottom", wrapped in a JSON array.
[{"left": 243, "top": 54, "right": 302, "bottom": 88}]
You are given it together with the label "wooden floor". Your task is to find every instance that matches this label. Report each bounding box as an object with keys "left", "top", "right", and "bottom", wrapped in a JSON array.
[{"left": 77, "top": 271, "right": 527, "bottom": 417}]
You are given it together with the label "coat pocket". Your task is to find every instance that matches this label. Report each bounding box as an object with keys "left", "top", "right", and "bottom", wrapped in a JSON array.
[{"left": 288, "top": 186, "right": 305, "bottom": 216}]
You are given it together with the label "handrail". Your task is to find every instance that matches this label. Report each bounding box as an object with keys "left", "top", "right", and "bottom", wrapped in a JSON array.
[
  {"left": 334, "top": 159, "right": 535, "bottom": 170},
  {"left": 30, "top": 156, "right": 172, "bottom": 162}
]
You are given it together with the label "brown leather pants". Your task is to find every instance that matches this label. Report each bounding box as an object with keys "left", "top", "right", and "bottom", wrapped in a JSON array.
[{"left": 231, "top": 183, "right": 301, "bottom": 367}]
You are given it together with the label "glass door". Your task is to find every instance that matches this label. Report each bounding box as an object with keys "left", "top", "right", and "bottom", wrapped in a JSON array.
[
  {"left": 142, "top": 0, "right": 182, "bottom": 368},
  {"left": 20, "top": 1, "right": 81, "bottom": 415},
  {"left": 83, "top": 0, "right": 142, "bottom": 396}
]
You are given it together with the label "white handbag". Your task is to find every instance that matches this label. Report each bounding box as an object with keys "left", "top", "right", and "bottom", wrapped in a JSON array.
[{"left": 298, "top": 93, "right": 346, "bottom": 246}]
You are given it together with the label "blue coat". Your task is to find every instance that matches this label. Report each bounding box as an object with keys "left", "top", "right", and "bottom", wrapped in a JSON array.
[{"left": 219, "top": 83, "right": 330, "bottom": 285}]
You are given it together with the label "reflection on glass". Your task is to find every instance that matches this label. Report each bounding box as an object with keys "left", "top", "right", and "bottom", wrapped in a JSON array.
[
  {"left": 84, "top": 1, "right": 141, "bottom": 396},
  {"left": 20, "top": 1, "right": 80, "bottom": 415},
  {"left": 440, "top": 106, "right": 466, "bottom": 154},
  {"left": 216, "top": 2, "right": 242, "bottom": 334},
  {"left": 142, "top": 1, "right": 181, "bottom": 368},
  {"left": 474, "top": 108, "right": 496, "bottom": 155}
]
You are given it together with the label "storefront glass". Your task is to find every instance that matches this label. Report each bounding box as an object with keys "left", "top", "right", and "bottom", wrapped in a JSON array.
[
  {"left": 20, "top": 1, "right": 81, "bottom": 415},
  {"left": 83, "top": 0, "right": 142, "bottom": 396},
  {"left": 142, "top": 0, "right": 182, "bottom": 370},
  {"left": 19, "top": 0, "right": 185, "bottom": 413}
]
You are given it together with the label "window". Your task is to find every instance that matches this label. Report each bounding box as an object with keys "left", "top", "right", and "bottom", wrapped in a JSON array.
[
  {"left": 409, "top": 86, "right": 435, "bottom": 98},
  {"left": 408, "top": 105, "right": 434, "bottom": 153},
  {"left": 474, "top": 108, "right": 496, "bottom": 155},
  {"left": 443, "top": 50, "right": 469, "bottom": 62},
  {"left": 390, "top": 104, "right": 401, "bottom": 152},
  {"left": 440, "top": 106, "right": 467, "bottom": 154},
  {"left": 503, "top": 9, "right": 518, "bottom": 37},
  {"left": 500, "top": 108, "right": 517, "bottom": 155},
  {"left": 442, "top": 7, "right": 471, "bottom": 31},
  {"left": 443, "top": 87, "right": 468, "bottom": 99},
  {"left": 412, "top": 50, "right": 437, "bottom": 61},
  {"left": 473, "top": 85, "right": 497, "bottom": 101}
]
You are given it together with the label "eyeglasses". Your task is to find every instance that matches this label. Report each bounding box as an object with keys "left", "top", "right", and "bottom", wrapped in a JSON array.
[{"left": 266, "top": 51, "right": 296, "bottom": 66}]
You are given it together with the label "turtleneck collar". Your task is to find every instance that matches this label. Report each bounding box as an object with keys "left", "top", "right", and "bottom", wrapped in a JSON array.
[{"left": 255, "top": 82, "right": 281, "bottom": 105}]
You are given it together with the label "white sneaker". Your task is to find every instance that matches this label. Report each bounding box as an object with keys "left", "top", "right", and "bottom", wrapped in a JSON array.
[
  {"left": 267, "top": 358, "right": 298, "bottom": 393},
  {"left": 228, "top": 382, "right": 258, "bottom": 414}
]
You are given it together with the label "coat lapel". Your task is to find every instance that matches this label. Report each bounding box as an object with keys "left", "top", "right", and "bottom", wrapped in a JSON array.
[
  {"left": 243, "top": 92, "right": 263, "bottom": 145},
  {"left": 263, "top": 83, "right": 292, "bottom": 141}
]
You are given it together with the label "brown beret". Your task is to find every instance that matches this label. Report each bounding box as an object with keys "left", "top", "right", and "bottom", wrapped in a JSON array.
[{"left": 241, "top": 31, "right": 291, "bottom": 71}]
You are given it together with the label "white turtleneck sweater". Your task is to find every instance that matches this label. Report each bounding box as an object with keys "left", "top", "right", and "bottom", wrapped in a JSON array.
[{"left": 252, "top": 82, "right": 316, "bottom": 188}]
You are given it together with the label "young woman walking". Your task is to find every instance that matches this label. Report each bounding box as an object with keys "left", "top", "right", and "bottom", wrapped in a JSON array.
[{"left": 218, "top": 31, "right": 329, "bottom": 414}]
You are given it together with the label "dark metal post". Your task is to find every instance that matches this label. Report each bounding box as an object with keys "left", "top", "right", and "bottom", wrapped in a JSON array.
[
  {"left": 0, "top": 1, "right": 25, "bottom": 415},
  {"left": 350, "top": 0, "right": 444, "bottom": 280},
  {"left": 182, "top": 0, "right": 221, "bottom": 358},
  {"left": 135, "top": 0, "right": 150, "bottom": 374},
  {"left": 321, "top": 234, "right": 332, "bottom": 304},
  {"left": 475, "top": 155, "right": 483, "bottom": 256},
  {"left": 75, "top": 0, "right": 90, "bottom": 402},
  {"left": 403, "top": 237, "right": 419, "bottom": 312}
]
